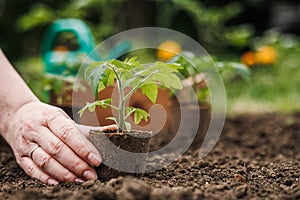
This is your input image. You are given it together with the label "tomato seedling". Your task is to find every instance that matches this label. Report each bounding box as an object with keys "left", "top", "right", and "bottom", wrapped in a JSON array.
[{"left": 79, "top": 57, "right": 183, "bottom": 132}]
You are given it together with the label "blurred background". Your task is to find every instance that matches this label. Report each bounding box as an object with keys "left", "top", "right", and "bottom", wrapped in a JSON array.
[{"left": 1, "top": 0, "right": 300, "bottom": 114}]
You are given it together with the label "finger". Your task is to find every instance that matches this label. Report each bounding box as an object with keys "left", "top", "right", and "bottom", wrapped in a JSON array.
[
  {"left": 19, "top": 142, "right": 40, "bottom": 158},
  {"left": 46, "top": 112, "right": 102, "bottom": 167},
  {"left": 31, "top": 146, "right": 84, "bottom": 183},
  {"left": 100, "top": 124, "right": 118, "bottom": 131},
  {"left": 76, "top": 124, "right": 118, "bottom": 138},
  {"left": 33, "top": 126, "right": 98, "bottom": 180},
  {"left": 18, "top": 157, "right": 58, "bottom": 185},
  {"left": 76, "top": 124, "right": 92, "bottom": 138}
]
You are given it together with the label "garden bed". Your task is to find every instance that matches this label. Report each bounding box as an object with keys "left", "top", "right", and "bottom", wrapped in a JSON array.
[{"left": 1, "top": 112, "right": 300, "bottom": 199}]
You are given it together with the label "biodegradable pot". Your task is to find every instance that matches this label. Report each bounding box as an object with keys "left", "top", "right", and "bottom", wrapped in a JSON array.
[{"left": 89, "top": 130, "right": 152, "bottom": 182}]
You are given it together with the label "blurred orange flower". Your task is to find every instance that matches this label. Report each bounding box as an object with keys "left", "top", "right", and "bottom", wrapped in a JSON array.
[
  {"left": 241, "top": 51, "right": 256, "bottom": 67},
  {"left": 241, "top": 46, "right": 277, "bottom": 67},
  {"left": 157, "top": 40, "right": 182, "bottom": 62},
  {"left": 255, "top": 46, "right": 277, "bottom": 65}
]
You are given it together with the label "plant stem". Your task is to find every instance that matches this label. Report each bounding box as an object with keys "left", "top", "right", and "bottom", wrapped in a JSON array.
[
  {"left": 118, "top": 88, "right": 125, "bottom": 132},
  {"left": 111, "top": 65, "right": 125, "bottom": 132},
  {"left": 124, "top": 108, "right": 136, "bottom": 120}
]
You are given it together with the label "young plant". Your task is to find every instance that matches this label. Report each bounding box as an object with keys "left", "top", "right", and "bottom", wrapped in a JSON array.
[{"left": 79, "top": 57, "right": 183, "bottom": 132}]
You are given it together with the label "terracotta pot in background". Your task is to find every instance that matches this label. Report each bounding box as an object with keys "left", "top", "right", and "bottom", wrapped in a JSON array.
[
  {"left": 172, "top": 102, "right": 211, "bottom": 150},
  {"left": 149, "top": 98, "right": 211, "bottom": 152},
  {"left": 94, "top": 86, "right": 173, "bottom": 130}
]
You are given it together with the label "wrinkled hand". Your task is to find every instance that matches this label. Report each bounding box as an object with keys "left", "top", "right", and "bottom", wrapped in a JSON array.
[{"left": 6, "top": 101, "right": 116, "bottom": 185}]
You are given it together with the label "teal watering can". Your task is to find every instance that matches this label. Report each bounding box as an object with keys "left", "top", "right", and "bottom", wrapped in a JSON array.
[{"left": 41, "top": 18, "right": 132, "bottom": 75}]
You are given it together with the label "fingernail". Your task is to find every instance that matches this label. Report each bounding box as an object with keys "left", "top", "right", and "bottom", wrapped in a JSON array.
[
  {"left": 83, "top": 170, "right": 97, "bottom": 180},
  {"left": 75, "top": 178, "right": 85, "bottom": 183},
  {"left": 88, "top": 152, "right": 101, "bottom": 166},
  {"left": 47, "top": 179, "right": 58, "bottom": 185}
]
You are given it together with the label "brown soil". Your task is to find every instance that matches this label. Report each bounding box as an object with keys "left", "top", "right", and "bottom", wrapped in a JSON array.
[{"left": 1, "top": 113, "right": 300, "bottom": 200}]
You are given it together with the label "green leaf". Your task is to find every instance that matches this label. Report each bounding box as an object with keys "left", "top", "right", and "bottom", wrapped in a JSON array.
[
  {"left": 152, "top": 73, "right": 183, "bottom": 90},
  {"left": 78, "top": 102, "right": 96, "bottom": 117},
  {"left": 166, "top": 63, "right": 183, "bottom": 70},
  {"left": 150, "top": 62, "right": 183, "bottom": 90},
  {"left": 134, "top": 108, "right": 149, "bottom": 124},
  {"left": 217, "top": 61, "right": 251, "bottom": 82},
  {"left": 84, "top": 62, "right": 100, "bottom": 79},
  {"left": 197, "top": 87, "right": 210, "bottom": 102},
  {"left": 107, "top": 70, "right": 116, "bottom": 86},
  {"left": 15, "top": 4, "right": 54, "bottom": 32},
  {"left": 85, "top": 62, "right": 109, "bottom": 99},
  {"left": 110, "top": 59, "right": 127, "bottom": 69},
  {"left": 87, "top": 103, "right": 97, "bottom": 112},
  {"left": 78, "top": 99, "right": 112, "bottom": 118},
  {"left": 141, "top": 83, "right": 158, "bottom": 104},
  {"left": 125, "top": 122, "right": 132, "bottom": 132},
  {"left": 106, "top": 117, "right": 119, "bottom": 126},
  {"left": 124, "top": 56, "right": 140, "bottom": 67},
  {"left": 78, "top": 103, "right": 88, "bottom": 118},
  {"left": 126, "top": 107, "right": 135, "bottom": 115},
  {"left": 97, "top": 81, "right": 106, "bottom": 93},
  {"left": 228, "top": 62, "right": 251, "bottom": 82},
  {"left": 98, "top": 98, "right": 112, "bottom": 108}
]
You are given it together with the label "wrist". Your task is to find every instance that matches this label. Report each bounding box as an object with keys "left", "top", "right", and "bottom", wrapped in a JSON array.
[
  {"left": 0, "top": 49, "right": 41, "bottom": 143},
  {"left": 1, "top": 99, "right": 40, "bottom": 143}
]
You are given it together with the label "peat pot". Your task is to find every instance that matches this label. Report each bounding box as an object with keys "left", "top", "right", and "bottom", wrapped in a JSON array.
[{"left": 89, "top": 130, "right": 152, "bottom": 181}]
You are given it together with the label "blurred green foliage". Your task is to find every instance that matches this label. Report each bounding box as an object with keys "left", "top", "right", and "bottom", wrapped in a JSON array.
[
  {"left": 14, "top": 57, "right": 85, "bottom": 103},
  {"left": 2, "top": 0, "right": 300, "bottom": 113},
  {"left": 227, "top": 29, "right": 300, "bottom": 113},
  {"left": 157, "top": 0, "right": 254, "bottom": 53},
  {"left": 171, "top": 51, "right": 250, "bottom": 102},
  {"left": 15, "top": 0, "right": 122, "bottom": 45},
  {"left": 1, "top": 0, "right": 254, "bottom": 59}
]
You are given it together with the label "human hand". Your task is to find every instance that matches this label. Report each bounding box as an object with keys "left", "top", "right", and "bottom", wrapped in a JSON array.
[{"left": 5, "top": 101, "right": 116, "bottom": 185}]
